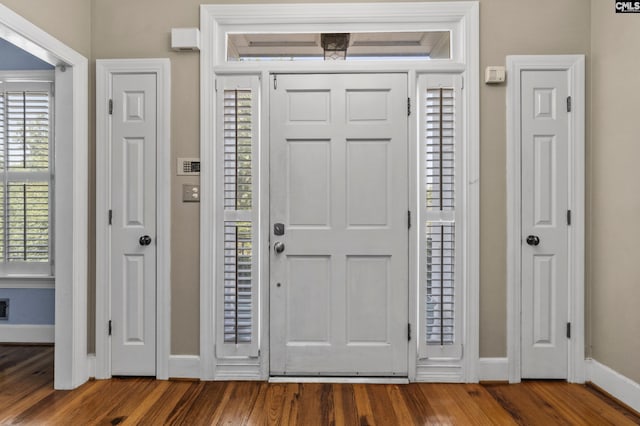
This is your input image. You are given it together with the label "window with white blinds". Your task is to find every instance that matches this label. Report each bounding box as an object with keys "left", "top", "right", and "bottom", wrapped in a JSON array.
[
  {"left": 217, "top": 76, "right": 259, "bottom": 357},
  {"left": 0, "top": 80, "right": 53, "bottom": 276},
  {"left": 420, "top": 75, "right": 462, "bottom": 359}
]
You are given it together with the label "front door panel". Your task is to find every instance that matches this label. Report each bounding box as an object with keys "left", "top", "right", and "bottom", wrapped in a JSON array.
[{"left": 270, "top": 74, "right": 408, "bottom": 376}]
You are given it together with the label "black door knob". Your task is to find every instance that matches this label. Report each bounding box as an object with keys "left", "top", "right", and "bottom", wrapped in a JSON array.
[
  {"left": 139, "top": 235, "right": 152, "bottom": 246},
  {"left": 526, "top": 235, "right": 540, "bottom": 246}
]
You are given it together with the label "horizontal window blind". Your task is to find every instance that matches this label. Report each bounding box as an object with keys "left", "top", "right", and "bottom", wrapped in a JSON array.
[
  {"left": 217, "top": 77, "right": 259, "bottom": 358},
  {"left": 0, "top": 81, "right": 52, "bottom": 274}
]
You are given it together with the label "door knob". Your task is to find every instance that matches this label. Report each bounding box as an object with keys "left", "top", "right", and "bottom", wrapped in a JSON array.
[
  {"left": 139, "top": 235, "right": 152, "bottom": 246},
  {"left": 274, "top": 241, "right": 285, "bottom": 254},
  {"left": 526, "top": 235, "right": 540, "bottom": 246}
]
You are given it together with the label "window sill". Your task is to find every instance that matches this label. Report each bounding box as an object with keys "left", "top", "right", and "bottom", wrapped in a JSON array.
[{"left": 0, "top": 275, "right": 54, "bottom": 289}]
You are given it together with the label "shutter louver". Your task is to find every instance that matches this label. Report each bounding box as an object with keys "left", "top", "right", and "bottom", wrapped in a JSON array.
[
  {"left": 6, "top": 92, "right": 49, "bottom": 171},
  {"left": 426, "top": 88, "right": 454, "bottom": 211},
  {"left": 7, "top": 182, "right": 49, "bottom": 261},
  {"left": 217, "top": 77, "right": 259, "bottom": 358},
  {"left": 0, "top": 93, "right": 5, "bottom": 261},
  {"left": 223, "top": 221, "right": 253, "bottom": 343},
  {"left": 426, "top": 223, "right": 455, "bottom": 345},
  {"left": 224, "top": 89, "right": 252, "bottom": 211}
]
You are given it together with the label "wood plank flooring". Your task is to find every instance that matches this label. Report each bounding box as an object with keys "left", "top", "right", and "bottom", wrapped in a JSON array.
[{"left": 1, "top": 345, "right": 638, "bottom": 425}]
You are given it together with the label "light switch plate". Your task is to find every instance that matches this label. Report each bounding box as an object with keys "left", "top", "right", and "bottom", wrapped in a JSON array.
[{"left": 182, "top": 184, "right": 200, "bottom": 202}]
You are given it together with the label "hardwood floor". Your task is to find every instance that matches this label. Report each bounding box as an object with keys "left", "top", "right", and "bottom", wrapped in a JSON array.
[{"left": 1, "top": 345, "right": 638, "bottom": 425}]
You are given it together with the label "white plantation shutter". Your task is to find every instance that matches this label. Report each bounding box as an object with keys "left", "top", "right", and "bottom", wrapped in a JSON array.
[
  {"left": 419, "top": 75, "right": 462, "bottom": 359},
  {"left": 217, "top": 76, "right": 260, "bottom": 357},
  {"left": 0, "top": 80, "right": 53, "bottom": 276}
]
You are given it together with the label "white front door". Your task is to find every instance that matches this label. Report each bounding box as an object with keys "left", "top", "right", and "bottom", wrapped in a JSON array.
[
  {"left": 110, "top": 73, "right": 157, "bottom": 376},
  {"left": 521, "top": 69, "right": 570, "bottom": 379},
  {"left": 269, "top": 73, "right": 408, "bottom": 376}
]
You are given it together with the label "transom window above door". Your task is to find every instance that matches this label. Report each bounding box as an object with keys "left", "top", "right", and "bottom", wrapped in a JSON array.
[{"left": 226, "top": 31, "right": 451, "bottom": 61}]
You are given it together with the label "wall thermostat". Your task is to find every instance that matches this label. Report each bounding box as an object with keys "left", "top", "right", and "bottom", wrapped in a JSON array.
[
  {"left": 485, "top": 66, "right": 506, "bottom": 84},
  {"left": 177, "top": 157, "right": 200, "bottom": 175}
]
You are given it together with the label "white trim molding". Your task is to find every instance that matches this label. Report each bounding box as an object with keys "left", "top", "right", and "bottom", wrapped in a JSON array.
[
  {"left": 0, "top": 324, "right": 54, "bottom": 343},
  {"left": 201, "top": 1, "right": 479, "bottom": 382},
  {"left": 478, "top": 358, "right": 508, "bottom": 382},
  {"left": 0, "top": 3, "right": 89, "bottom": 390},
  {"left": 587, "top": 359, "right": 640, "bottom": 413},
  {"left": 506, "top": 55, "right": 585, "bottom": 384},
  {"left": 95, "top": 58, "right": 172, "bottom": 381},
  {"left": 169, "top": 355, "right": 201, "bottom": 379}
]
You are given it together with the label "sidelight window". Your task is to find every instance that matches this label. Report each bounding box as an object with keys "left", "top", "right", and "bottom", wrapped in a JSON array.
[
  {"left": 217, "top": 76, "right": 260, "bottom": 357},
  {"left": 420, "top": 75, "right": 462, "bottom": 359}
]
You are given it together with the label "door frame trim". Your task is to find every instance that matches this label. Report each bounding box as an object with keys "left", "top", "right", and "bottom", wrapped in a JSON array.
[
  {"left": 95, "top": 58, "right": 171, "bottom": 380},
  {"left": 200, "top": 1, "right": 479, "bottom": 382},
  {"left": 0, "top": 4, "right": 89, "bottom": 390},
  {"left": 506, "top": 55, "right": 585, "bottom": 383}
]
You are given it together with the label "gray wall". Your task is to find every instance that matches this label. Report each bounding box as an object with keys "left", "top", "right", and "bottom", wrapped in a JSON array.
[
  {"left": 0, "top": 288, "right": 54, "bottom": 324},
  {"left": 589, "top": 1, "right": 640, "bottom": 384},
  {"left": 0, "top": 38, "right": 53, "bottom": 70}
]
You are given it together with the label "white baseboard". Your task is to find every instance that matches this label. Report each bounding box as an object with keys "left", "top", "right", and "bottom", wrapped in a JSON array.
[
  {"left": 87, "top": 354, "right": 96, "bottom": 378},
  {"left": 587, "top": 359, "right": 640, "bottom": 413},
  {"left": 168, "top": 355, "right": 201, "bottom": 379},
  {"left": 478, "top": 357, "right": 508, "bottom": 381},
  {"left": 0, "top": 324, "right": 54, "bottom": 343}
]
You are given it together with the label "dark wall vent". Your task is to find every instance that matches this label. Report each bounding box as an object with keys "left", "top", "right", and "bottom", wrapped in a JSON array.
[{"left": 0, "top": 299, "right": 8, "bottom": 320}]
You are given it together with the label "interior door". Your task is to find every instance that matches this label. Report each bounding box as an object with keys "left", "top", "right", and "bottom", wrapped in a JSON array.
[
  {"left": 521, "top": 69, "right": 569, "bottom": 379},
  {"left": 270, "top": 73, "right": 408, "bottom": 376},
  {"left": 110, "top": 73, "right": 157, "bottom": 376}
]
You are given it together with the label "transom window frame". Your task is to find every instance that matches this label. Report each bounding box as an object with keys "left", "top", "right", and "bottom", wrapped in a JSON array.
[{"left": 200, "top": 1, "right": 479, "bottom": 383}]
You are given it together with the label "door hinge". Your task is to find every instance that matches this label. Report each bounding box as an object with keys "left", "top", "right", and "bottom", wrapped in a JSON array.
[
  {"left": 566, "top": 322, "right": 571, "bottom": 339},
  {"left": 567, "top": 96, "right": 572, "bottom": 113},
  {"left": 273, "top": 75, "right": 277, "bottom": 90},
  {"left": 214, "top": 79, "right": 218, "bottom": 92},
  {"left": 407, "top": 97, "right": 411, "bottom": 116},
  {"left": 108, "top": 99, "right": 113, "bottom": 115},
  {"left": 567, "top": 210, "right": 572, "bottom": 226},
  {"left": 408, "top": 210, "right": 411, "bottom": 229},
  {"left": 108, "top": 209, "right": 112, "bottom": 225},
  {"left": 408, "top": 323, "right": 412, "bottom": 341},
  {"left": 108, "top": 320, "right": 112, "bottom": 336}
]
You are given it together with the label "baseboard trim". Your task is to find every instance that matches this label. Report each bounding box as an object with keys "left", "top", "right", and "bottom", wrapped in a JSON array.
[
  {"left": 0, "top": 324, "right": 54, "bottom": 343},
  {"left": 87, "top": 354, "right": 96, "bottom": 378},
  {"left": 587, "top": 358, "right": 640, "bottom": 413},
  {"left": 478, "top": 357, "right": 508, "bottom": 381},
  {"left": 269, "top": 377, "right": 409, "bottom": 384},
  {"left": 168, "top": 355, "right": 201, "bottom": 379}
]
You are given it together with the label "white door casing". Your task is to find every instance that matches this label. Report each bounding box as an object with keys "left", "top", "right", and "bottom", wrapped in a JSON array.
[
  {"left": 520, "top": 70, "right": 569, "bottom": 379},
  {"left": 110, "top": 73, "right": 157, "bottom": 376},
  {"left": 200, "top": 2, "right": 480, "bottom": 382},
  {"left": 269, "top": 73, "right": 409, "bottom": 376},
  {"left": 506, "top": 55, "right": 585, "bottom": 384}
]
